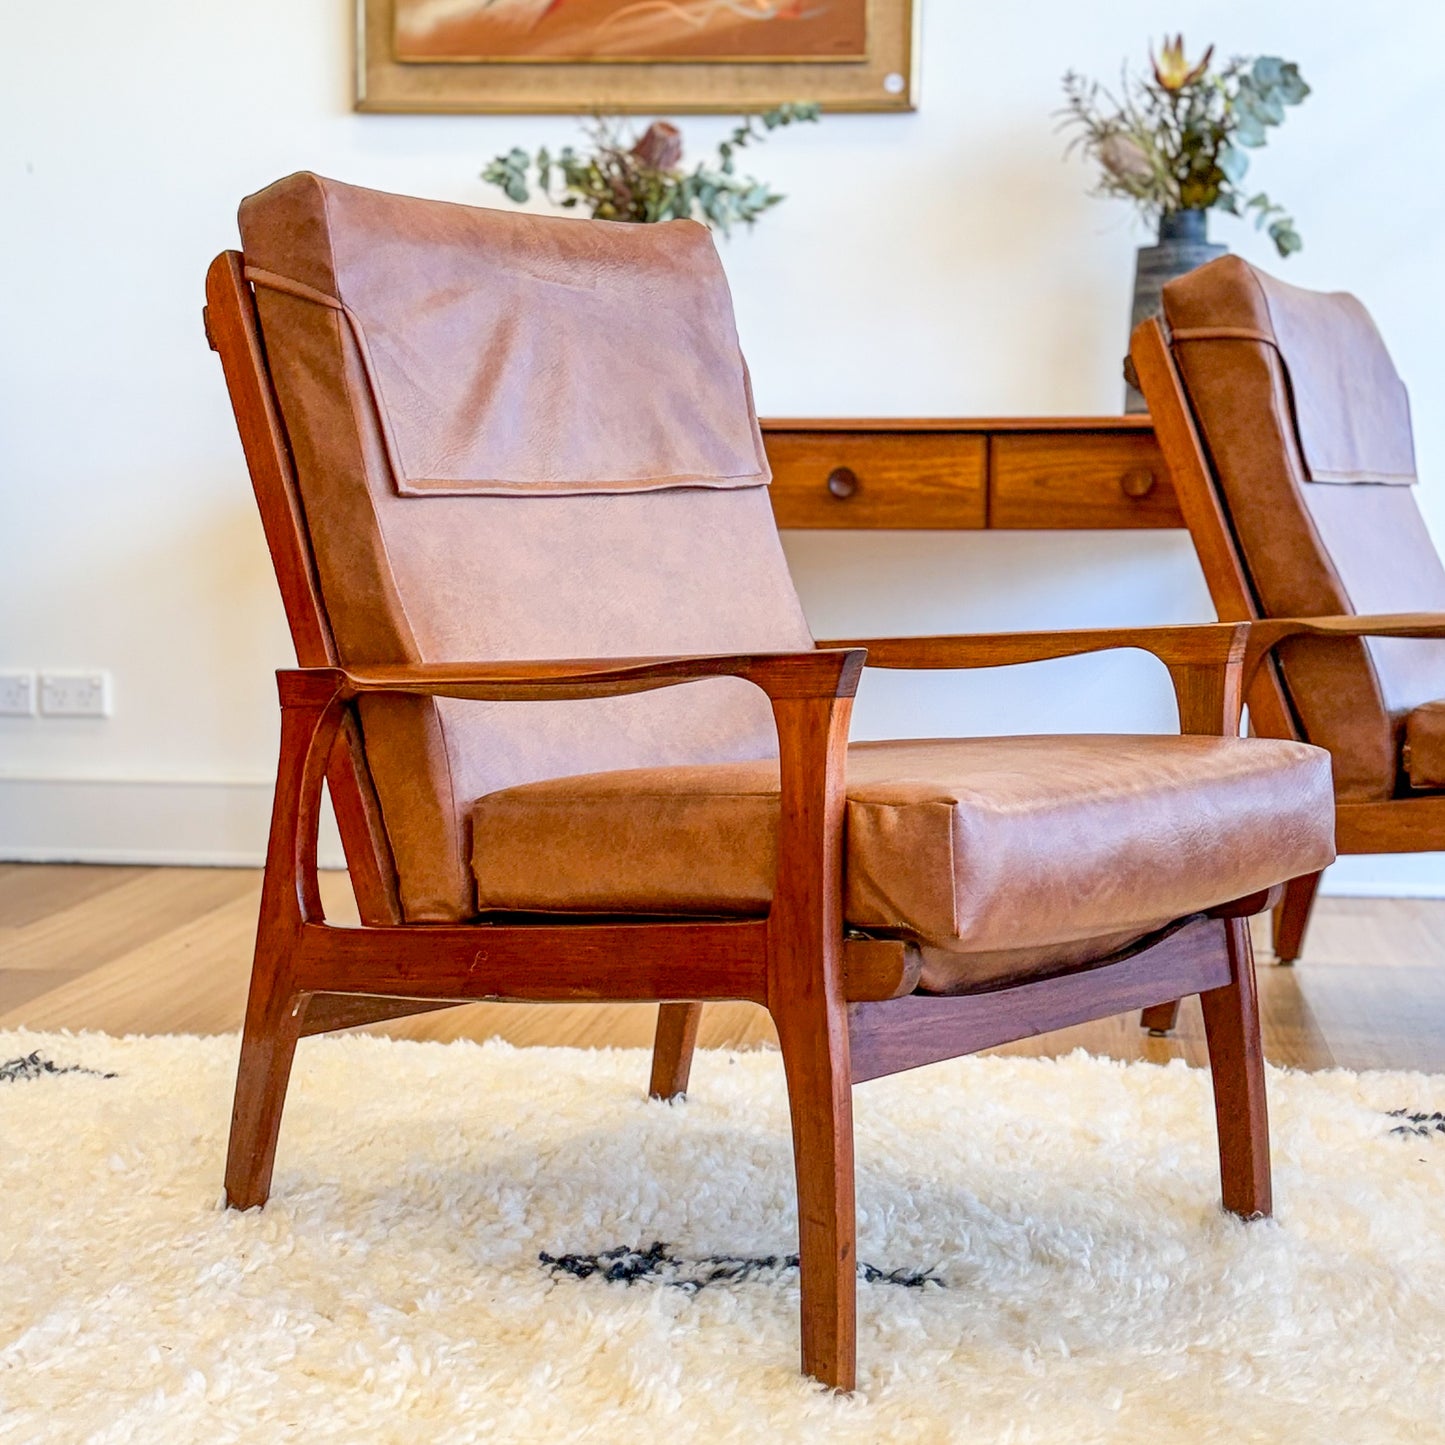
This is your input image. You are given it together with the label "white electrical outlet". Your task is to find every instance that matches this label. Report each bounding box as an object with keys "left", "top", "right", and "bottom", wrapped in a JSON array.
[
  {"left": 0, "top": 671, "right": 37, "bottom": 717},
  {"left": 39, "top": 671, "right": 112, "bottom": 718}
]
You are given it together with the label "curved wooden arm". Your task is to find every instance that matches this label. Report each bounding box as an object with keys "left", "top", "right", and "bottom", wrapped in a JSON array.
[
  {"left": 814, "top": 622, "right": 1246, "bottom": 671},
  {"left": 1246, "top": 611, "right": 1445, "bottom": 649},
  {"left": 269, "top": 650, "right": 865, "bottom": 929},
  {"left": 279, "top": 649, "right": 866, "bottom": 708},
  {"left": 814, "top": 623, "right": 1249, "bottom": 736},
  {"left": 1244, "top": 613, "right": 1445, "bottom": 692}
]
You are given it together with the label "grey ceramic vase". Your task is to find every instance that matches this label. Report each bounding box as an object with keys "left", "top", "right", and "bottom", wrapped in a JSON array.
[{"left": 1125, "top": 209, "right": 1226, "bottom": 412}]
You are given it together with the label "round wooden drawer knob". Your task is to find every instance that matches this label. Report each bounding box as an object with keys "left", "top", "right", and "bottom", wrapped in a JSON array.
[
  {"left": 827, "top": 466, "right": 859, "bottom": 500},
  {"left": 1121, "top": 468, "right": 1157, "bottom": 499}
]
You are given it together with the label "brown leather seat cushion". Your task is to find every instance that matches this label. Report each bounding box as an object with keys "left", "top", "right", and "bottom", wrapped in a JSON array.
[
  {"left": 1405, "top": 700, "right": 1445, "bottom": 789},
  {"left": 472, "top": 734, "right": 1335, "bottom": 986}
]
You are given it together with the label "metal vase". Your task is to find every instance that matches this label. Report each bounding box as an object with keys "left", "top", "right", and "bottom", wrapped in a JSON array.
[{"left": 1125, "top": 209, "right": 1226, "bottom": 412}]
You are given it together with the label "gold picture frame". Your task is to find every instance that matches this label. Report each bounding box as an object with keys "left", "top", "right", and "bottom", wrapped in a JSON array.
[{"left": 356, "top": 0, "right": 916, "bottom": 114}]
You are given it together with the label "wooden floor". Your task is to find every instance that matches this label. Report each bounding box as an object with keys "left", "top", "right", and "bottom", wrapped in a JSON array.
[{"left": 2, "top": 863, "right": 1444, "bottom": 1073}]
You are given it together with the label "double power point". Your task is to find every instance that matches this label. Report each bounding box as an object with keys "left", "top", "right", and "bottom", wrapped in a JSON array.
[{"left": 0, "top": 671, "right": 112, "bottom": 718}]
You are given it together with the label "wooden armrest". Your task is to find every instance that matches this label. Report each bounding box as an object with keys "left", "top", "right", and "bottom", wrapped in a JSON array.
[
  {"left": 814, "top": 622, "right": 1247, "bottom": 673},
  {"left": 269, "top": 650, "right": 863, "bottom": 931},
  {"left": 277, "top": 649, "right": 866, "bottom": 708},
  {"left": 1249, "top": 612, "right": 1445, "bottom": 647},
  {"left": 1245, "top": 613, "right": 1445, "bottom": 689},
  {"left": 814, "top": 623, "right": 1249, "bottom": 736}
]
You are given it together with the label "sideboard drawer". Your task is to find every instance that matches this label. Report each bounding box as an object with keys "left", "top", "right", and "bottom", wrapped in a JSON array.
[
  {"left": 990, "top": 433, "right": 1183, "bottom": 529},
  {"left": 765, "top": 433, "right": 987, "bottom": 530}
]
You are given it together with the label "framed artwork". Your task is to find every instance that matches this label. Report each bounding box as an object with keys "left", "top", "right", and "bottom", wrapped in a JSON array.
[{"left": 356, "top": 0, "right": 916, "bottom": 113}]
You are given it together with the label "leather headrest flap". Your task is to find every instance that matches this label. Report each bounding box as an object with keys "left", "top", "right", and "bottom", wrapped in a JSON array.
[
  {"left": 238, "top": 173, "right": 770, "bottom": 497},
  {"left": 1254, "top": 269, "right": 1417, "bottom": 486},
  {"left": 1166, "top": 257, "right": 1416, "bottom": 487}
]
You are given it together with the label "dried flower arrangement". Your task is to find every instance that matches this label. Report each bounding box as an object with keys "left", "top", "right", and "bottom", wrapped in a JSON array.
[
  {"left": 482, "top": 104, "right": 821, "bottom": 233},
  {"left": 1060, "top": 37, "right": 1310, "bottom": 256}
]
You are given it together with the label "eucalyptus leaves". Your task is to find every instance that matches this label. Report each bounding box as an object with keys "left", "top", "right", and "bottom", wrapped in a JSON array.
[
  {"left": 482, "top": 104, "right": 821, "bottom": 233},
  {"left": 1060, "top": 38, "right": 1310, "bottom": 257}
]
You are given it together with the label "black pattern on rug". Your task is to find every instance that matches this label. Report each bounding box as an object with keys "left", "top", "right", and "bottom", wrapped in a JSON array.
[
  {"left": 540, "top": 1241, "right": 942, "bottom": 1292},
  {"left": 0, "top": 1052, "right": 117, "bottom": 1084},
  {"left": 1388, "top": 1109, "right": 1445, "bottom": 1139}
]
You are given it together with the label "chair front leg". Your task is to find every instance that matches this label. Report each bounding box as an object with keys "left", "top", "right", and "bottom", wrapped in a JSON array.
[
  {"left": 226, "top": 927, "right": 307, "bottom": 1209},
  {"left": 772, "top": 980, "right": 857, "bottom": 1391},
  {"left": 767, "top": 689, "right": 858, "bottom": 1391},
  {"left": 1139, "top": 653, "right": 1247, "bottom": 1042},
  {"left": 649, "top": 1003, "right": 703, "bottom": 1100},
  {"left": 1200, "top": 916, "right": 1272, "bottom": 1219},
  {"left": 225, "top": 673, "right": 342, "bottom": 1210}
]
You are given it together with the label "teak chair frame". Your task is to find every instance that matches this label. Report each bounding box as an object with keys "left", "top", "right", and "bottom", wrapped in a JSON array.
[
  {"left": 1131, "top": 317, "right": 1445, "bottom": 968},
  {"left": 209, "top": 249, "right": 1282, "bottom": 1391}
]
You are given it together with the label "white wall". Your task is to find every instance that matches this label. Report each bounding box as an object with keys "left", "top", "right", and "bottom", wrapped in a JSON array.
[{"left": 3, "top": 1, "right": 1443, "bottom": 893}]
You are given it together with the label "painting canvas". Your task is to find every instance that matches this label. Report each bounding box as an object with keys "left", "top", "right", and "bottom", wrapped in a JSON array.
[
  {"left": 358, "top": 0, "right": 914, "bottom": 114},
  {"left": 394, "top": 0, "right": 869, "bottom": 64}
]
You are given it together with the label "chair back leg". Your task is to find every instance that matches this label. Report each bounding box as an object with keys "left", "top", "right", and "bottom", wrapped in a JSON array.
[
  {"left": 1272, "top": 870, "right": 1322, "bottom": 964},
  {"left": 649, "top": 1003, "right": 703, "bottom": 1100},
  {"left": 1140, "top": 999, "right": 1183, "bottom": 1035},
  {"left": 1199, "top": 916, "right": 1273, "bottom": 1219}
]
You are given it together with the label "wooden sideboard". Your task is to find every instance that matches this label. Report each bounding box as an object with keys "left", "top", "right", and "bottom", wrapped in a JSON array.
[{"left": 761, "top": 416, "right": 1184, "bottom": 531}]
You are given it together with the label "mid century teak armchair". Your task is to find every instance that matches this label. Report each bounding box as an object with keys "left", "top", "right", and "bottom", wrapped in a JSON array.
[
  {"left": 207, "top": 174, "right": 1335, "bottom": 1390},
  {"left": 1132, "top": 255, "right": 1445, "bottom": 967}
]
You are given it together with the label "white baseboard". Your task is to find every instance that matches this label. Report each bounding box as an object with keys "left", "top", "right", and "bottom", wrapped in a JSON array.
[
  {"left": 1309, "top": 852, "right": 1445, "bottom": 898},
  {"left": 1, "top": 776, "right": 1443, "bottom": 897},
  {"left": 0, "top": 776, "right": 346, "bottom": 870}
]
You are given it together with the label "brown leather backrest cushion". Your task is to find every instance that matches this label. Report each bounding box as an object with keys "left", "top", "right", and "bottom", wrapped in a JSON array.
[
  {"left": 1163, "top": 255, "right": 1445, "bottom": 801},
  {"left": 239, "top": 173, "right": 814, "bottom": 920}
]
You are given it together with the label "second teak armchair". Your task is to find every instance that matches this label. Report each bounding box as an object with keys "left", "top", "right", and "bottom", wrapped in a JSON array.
[
  {"left": 207, "top": 173, "right": 1336, "bottom": 1390},
  {"left": 1133, "top": 255, "right": 1445, "bottom": 966}
]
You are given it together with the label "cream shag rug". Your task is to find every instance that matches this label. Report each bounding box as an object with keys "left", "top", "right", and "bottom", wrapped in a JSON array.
[{"left": 1, "top": 1031, "right": 1443, "bottom": 1443}]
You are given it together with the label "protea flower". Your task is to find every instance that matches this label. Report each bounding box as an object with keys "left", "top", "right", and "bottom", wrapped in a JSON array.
[
  {"left": 631, "top": 121, "right": 683, "bottom": 171},
  {"left": 1097, "top": 132, "right": 1153, "bottom": 183},
  {"left": 1151, "top": 35, "right": 1213, "bottom": 91}
]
